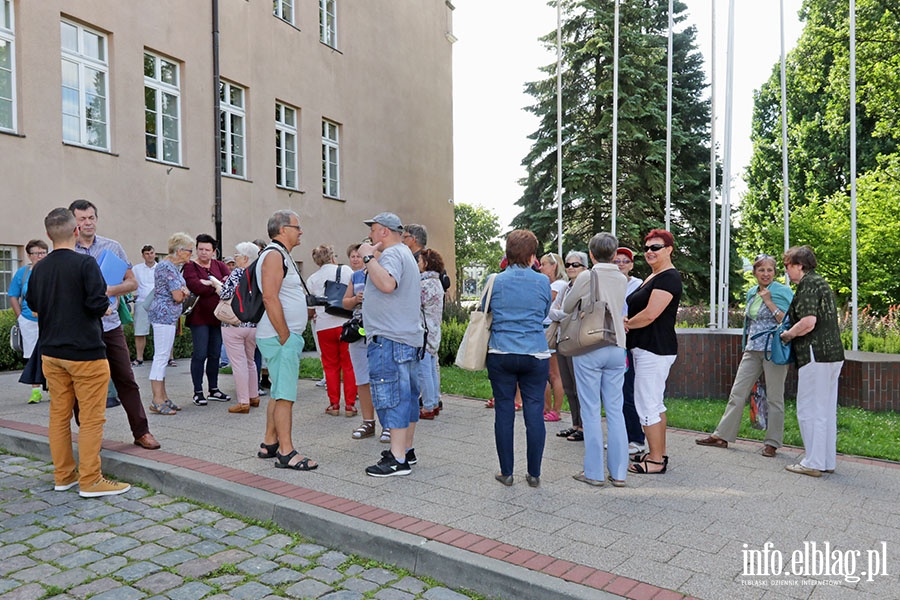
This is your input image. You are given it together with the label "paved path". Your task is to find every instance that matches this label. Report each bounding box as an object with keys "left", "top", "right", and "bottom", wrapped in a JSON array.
[
  {"left": 0, "top": 453, "right": 475, "bottom": 600},
  {"left": 0, "top": 364, "right": 898, "bottom": 600}
]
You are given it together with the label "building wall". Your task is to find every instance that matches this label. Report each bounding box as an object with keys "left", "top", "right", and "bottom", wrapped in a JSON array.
[{"left": 0, "top": 0, "right": 455, "bottom": 285}]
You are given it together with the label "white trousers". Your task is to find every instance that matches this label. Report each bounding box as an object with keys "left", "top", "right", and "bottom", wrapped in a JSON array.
[
  {"left": 796, "top": 348, "right": 843, "bottom": 471},
  {"left": 18, "top": 314, "right": 39, "bottom": 359},
  {"left": 631, "top": 348, "right": 676, "bottom": 427},
  {"left": 149, "top": 323, "right": 177, "bottom": 381}
]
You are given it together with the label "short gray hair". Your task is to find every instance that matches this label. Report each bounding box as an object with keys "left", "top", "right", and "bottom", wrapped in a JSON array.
[
  {"left": 404, "top": 224, "right": 427, "bottom": 247},
  {"left": 589, "top": 232, "right": 618, "bottom": 263},
  {"left": 267, "top": 210, "right": 300, "bottom": 238},
  {"left": 565, "top": 250, "right": 588, "bottom": 267},
  {"left": 167, "top": 232, "right": 194, "bottom": 256},
  {"left": 234, "top": 241, "right": 260, "bottom": 261}
]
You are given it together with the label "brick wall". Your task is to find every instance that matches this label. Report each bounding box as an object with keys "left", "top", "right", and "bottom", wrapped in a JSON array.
[{"left": 667, "top": 329, "right": 899, "bottom": 412}]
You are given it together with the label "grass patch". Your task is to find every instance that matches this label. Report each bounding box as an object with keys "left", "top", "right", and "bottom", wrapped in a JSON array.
[{"left": 300, "top": 357, "right": 324, "bottom": 379}]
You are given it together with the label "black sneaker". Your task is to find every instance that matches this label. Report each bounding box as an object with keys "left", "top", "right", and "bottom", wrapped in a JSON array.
[
  {"left": 208, "top": 389, "right": 231, "bottom": 402},
  {"left": 382, "top": 448, "right": 417, "bottom": 466},
  {"left": 192, "top": 392, "right": 208, "bottom": 406},
  {"left": 366, "top": 453, "right": 411, "bottom": 477}
]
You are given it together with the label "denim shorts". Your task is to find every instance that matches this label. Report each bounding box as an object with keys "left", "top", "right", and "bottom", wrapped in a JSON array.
[{"left": 367, "top": 336, "right": 419, "bottom": 429}]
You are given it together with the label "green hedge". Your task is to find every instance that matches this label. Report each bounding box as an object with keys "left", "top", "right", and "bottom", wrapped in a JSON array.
[{"left": 439, "top": 319, "right": 466, "bottom": 366}]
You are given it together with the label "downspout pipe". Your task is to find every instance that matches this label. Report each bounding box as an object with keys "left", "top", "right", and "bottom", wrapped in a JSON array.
[{"left": 212, "top": 0, "right": 223, "bottom": 250}]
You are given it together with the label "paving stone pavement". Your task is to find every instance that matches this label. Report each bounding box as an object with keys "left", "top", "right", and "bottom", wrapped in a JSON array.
[{"left": 0, "top": 453, "right": 476, "bottom": 600}]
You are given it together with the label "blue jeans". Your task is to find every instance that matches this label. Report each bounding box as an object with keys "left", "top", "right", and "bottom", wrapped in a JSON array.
[
  {"left": 418, "top": 351, "right": 440, "bottom": 410},
  {"left": 573, "top": 346, "right": 628, "bottom": 481},
  {"left": 486, "top": 353, "right": 548, "bottom": 478},
  {"left": 189, "top": 324, "right": 222, "bottom": 393},
  {"left": 368, "top": 337, "right": 420, "bottom": 429}
]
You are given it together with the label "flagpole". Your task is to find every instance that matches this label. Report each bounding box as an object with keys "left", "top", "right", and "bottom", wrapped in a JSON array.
[
  {"left": 556, "top": 0, "right": 563, "bottom": 257},
  {"left": 611, "top": 0, "right": 620, "bottom": 235},
  {"left": 779, "top": 0, "right": 790, "bottom": 252},
  {"left": 718, "top": 0, "right": 735, "bottom": 327},
  {"left": 665, "top": 0, "right": 674, "bottom": 230},
  {"left": 708, "top": 0, "right": 717, "bottom": 327},
  {"left": 850, "top": 0, "right": 858, "bottom": 350}
]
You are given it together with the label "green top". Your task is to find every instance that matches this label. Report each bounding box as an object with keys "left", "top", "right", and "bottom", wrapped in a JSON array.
[{"left": 787, "top": 270, "right": 845, "bottom": 368}]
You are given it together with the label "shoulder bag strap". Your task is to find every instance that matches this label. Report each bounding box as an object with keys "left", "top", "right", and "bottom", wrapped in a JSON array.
[
  {"left": 481, "top": 274, "right": 496, "bottom": 312},
  {"left": 271, "top": 244, "right": 312, "bottom": 296}
]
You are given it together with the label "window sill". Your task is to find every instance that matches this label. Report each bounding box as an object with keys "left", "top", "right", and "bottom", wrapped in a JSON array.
[
  {"left": 0, "top": 129, "right": 24, "bottom": 139},
  {"left": 147, "top": 158, "right": 189, "bottom": 170},
  {"left": 276, "top": 185, "right": 303, "bottom": 193},
  {"left": 62, "top": 141, "right": 118, "bottom": 156},
  {"left": 320, "top": 41, "right": 342, "bottom": 54},
  {"left": 222, "top": 173, "right": 252, "bottom": 183},
  {"left": 323, "top": 194, "right": 345, "bottom": 203},
  {"left": 275, "top": 16, "right": 301, "bottom": 34}
]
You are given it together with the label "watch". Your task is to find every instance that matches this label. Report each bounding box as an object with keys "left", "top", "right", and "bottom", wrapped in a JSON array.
[{"left": 363, "top": 255, "right": 375, "bottom": 264}]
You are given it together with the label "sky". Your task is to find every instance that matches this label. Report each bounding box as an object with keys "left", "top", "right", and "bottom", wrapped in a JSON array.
[{"left": 451, "top": 0, "right": 805, "bottom": 230}]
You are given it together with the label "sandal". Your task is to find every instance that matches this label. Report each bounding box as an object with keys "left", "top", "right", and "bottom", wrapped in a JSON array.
[
  {"left": 325, "top": 404, "right": 341, "bottom": 416},
  {"left": 164, "top": 399, "right": 181, "bottom": 412},
  {"left": 352, "top": 420, "right": 376, "bottom": 440},
  {"left": 379, "top": 428, "right": 391, "bottom": 443},
  {"left": 148, "top": 402, "right": 176, "bottom": 416},
  {"left": 167, "top": 359, "right": 177, "bottom": 367},
  {"left": 566, "top": 430, "right": 584, "bottom": 442},
  {"left": 131, "top": 359, "right": 143, "bottom": 367},
  {"left": 544, "top": 410, "right": 561, "bottom": 422},
  {"left": 628, "top": 455, "right": 668, "bottom": 474},
  {"left": 345, "top": 406, "right": 358, "bottom": 417},
  {"left": 274, "top": 450, "right": 318, "bottom": 471},
  {"left": 695, "top": 435, "right": 728, "bottom": 449},
  {"left": 630, "top": 451, "right": 649, "bottom": 463},
  {"left": 556, "top": 427, "right": 577, "bottom": 438},
  {"left": 257, "top": 441, "right": 279, "bottom": 459},
  {"left": 515, "top": 402, "right": 522, "bottom": 411},
  {"left": 573, "top": 472, "right": 604, "bottom": 486},
  {"left": 484, "top": 398, "right": 495, "bottom": 409}
]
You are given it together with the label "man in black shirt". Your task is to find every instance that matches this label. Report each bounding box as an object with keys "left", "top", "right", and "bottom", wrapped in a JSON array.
[{"left": 26, "top": 208, "right": 131, "bottom": 498}]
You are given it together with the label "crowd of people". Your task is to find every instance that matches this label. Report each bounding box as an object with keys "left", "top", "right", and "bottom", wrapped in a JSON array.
[{"left": 10, "top": 202, "right": 845, "bottom": 497}]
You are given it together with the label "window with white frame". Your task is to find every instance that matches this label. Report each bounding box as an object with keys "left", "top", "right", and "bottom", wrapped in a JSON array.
[
  {"left": 144, "top": 52, "right": 181, "bottom": 164},
  {"left": 273, "top": 0, "right": 294, "bottom": 25},
  {"left": 0, "top": 245, "right": 18, "bottom": 310},
  {"left": 275, "top": 102, "right": 298, "bottom": 189},
  {"left": 320, "top": 0, "right": 337, "bottom": 47},
  {"left": 219, "top": 81, "right": 246, "bottom": 177},
  {"left": 322, "top": 119, "right": 340, "bottom": 198},
  {"left": 0, "top": 0, "right": 16, "bottom": 132},
  {"left": 60, "top": 19, "right": 109, "bottom": 149}
]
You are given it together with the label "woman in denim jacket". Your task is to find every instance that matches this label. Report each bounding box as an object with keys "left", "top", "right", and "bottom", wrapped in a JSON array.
[{"left": 485, "top": 230, "right": 552, "bottom": 488}]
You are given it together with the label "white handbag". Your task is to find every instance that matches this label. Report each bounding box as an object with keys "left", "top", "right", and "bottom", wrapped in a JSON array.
[{"left": 454, "top": 275, "right": 496, "bottom": 371}]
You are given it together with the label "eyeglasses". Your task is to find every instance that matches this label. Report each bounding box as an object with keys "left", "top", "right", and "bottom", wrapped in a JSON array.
[
  {"left": 283, "top": 224, "right": 302, "bottom": 231},
  {"left": 178, "top": 247, "right": 194, "bottom": 253},
  {"left": 613, "top": 258, "right": 632, "bottom": 264},
  {"left": 755, "top": 253, "right": 775, "bottom": 262},
  {"left": 644, "top": 244, "right": 667, "bottom": 253},
  {"left": 28, "top": 251, "right": 48, "bottom": 256},
  {"left": 564, "top": 262, "right": 584, "bottom": 269}
]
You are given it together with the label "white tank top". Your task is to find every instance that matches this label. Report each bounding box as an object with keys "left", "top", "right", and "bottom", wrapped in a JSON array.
[{"left": 255, "top": 245, "right": 309, "bottom": 339}]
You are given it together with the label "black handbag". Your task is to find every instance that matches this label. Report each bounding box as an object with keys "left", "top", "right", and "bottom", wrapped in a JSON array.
[
  {"left": 324, "top": 264, "right": 353, "bottom": 318},
  {"left": 340, "top": 315, "right": 364, "bottom": 343}
]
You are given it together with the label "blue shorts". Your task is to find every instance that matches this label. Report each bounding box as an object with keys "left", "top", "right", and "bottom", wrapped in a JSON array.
[
  {"left": 367, "top": 337, "right": 419, "bottom": 429},
  {"left": 257, "top": 333, "right": 304, "bottom": 402}
]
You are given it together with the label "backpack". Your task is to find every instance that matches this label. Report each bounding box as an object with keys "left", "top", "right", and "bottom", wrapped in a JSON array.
[{"left": 231, "top": 246, "right": 286, "bottom": 323}]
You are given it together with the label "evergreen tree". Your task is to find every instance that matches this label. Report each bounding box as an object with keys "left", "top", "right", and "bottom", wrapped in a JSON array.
[{"left": 512, "top": 0, "right": 721, "bottom": 303}]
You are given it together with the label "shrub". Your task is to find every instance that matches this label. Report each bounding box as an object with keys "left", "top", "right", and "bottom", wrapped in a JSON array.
[
  {"left": 439, "top": 319, "right": 467, "bottom": 366},
  {"left": 0, "top": 310, "right": 27, "bottom": 371},
  {"left": 124, "top": 321, "right": 193, "bottom": 361},
  {"left": 442, "top": 300, "right": 471, "bottom": 323}
]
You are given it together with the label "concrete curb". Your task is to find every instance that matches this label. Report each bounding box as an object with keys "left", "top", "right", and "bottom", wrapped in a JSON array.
[{"left": 0, "top": 426, "right": 619, "bottom": 600}]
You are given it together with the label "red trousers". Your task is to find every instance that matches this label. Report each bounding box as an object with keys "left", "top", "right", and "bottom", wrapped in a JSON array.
[{"left": 317, "top": 326, "right": 357, "bottom": 408}]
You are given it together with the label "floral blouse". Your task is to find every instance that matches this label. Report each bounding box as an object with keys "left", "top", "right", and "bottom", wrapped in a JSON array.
[
  {"left": 148, "top": 260, "right": 185, "bottom": 325},
  {"left": 218, "top": 267, "right": 256, "bottom": 328},
  {"left": 420, "top": 271, "right": 444, "bottom": 355}
]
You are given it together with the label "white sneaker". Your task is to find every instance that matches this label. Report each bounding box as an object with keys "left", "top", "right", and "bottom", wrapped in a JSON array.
[
  {"left": 79, "top": 477, "right": 131, "bottom": 498},
  {"left": 628, "top": 442, "right": 646, "bottom": 455},
  {"left": 316, "top": 378, "right": 327, "bottom": 388}
]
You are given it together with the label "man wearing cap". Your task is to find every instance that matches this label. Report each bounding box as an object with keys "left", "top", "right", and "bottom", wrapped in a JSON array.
[{"left": 359, "top": 212, "right": 424, "bottom": 477}]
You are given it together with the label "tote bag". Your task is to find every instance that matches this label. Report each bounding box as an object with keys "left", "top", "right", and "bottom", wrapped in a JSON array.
[
  {"left": 750, "top": 315, "right": 794, "bottom": 365},
  {"left": 323, "top": 264, "right": 353, "bottom": 318},
  {"left": 454, "top": 275, "right": 496, "bottom": 371},
  {"left": 557, "top": 270, "right": 617, "bottom": 357}
]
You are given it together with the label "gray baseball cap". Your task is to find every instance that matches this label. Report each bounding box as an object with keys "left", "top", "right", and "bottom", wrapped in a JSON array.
[{"left": 363, "top": 212, "right": 404, "bottom": 233}]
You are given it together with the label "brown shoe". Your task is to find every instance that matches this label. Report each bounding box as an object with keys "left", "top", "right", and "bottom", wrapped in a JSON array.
[
  {"left": 695, "top": 435, "right": 728, "bottom": 449},
  {"left": 228, "top": 404, "right": 250, "bottom": 414},
  {"left": 133, "top": 433, "right": 161, "bottom": 450},
  {"left": 249, "top": 397, "right": 260, "bottom": 407},
  {"left": 761, "top": 445, "right": 777, "bottom": 457}
]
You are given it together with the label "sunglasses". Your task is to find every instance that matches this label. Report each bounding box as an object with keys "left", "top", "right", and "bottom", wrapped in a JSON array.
[
  {"left": 564, "top": 262, "right": 584, "bottom": 269},
  {"left": 613, "top": 258, "right": 632, "bottom": 264},
  {"left": 644, "top": 243, "right": 667, "bottom": 253}
]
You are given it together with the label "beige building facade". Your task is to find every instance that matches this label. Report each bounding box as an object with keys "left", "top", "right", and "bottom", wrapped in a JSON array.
[{"left": 0, "top": 0, "right": 455, "bottom": 307}]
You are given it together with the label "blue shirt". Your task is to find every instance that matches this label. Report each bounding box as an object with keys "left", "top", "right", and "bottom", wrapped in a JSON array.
[
  {"left": 486, "top": 265, "right": 551, "bottom": 355},
  {"left": 8, "top": 265, "right": 37, "bottom": 321},
  {"left": 74, "top": 234, "right": 132, "bottom": 332}
]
